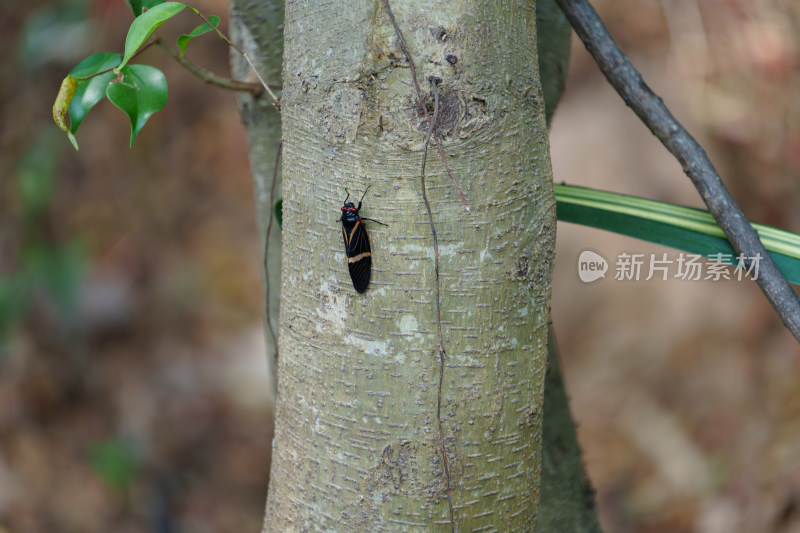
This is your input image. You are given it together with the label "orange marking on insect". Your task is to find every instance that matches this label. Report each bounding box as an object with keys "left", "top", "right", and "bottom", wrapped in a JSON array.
[
  {"left": 347, "top": 252, "right": 371, "bottom": 263},
  {"left": 344, "top": 219, "right": 362, "bottom": 246}
]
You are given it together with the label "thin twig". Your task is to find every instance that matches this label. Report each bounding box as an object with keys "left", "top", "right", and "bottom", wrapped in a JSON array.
[
  {"left": 188, "top": 7, "right": 281, "bottom": 108},
  {"left": 382, "top": 0, "right": 456, "bottom": 529},
  {"left": 555, "top": 0, "right": 800, "bottom": 342},
  {"left": 74, "top": 39, "right": 160, "bottom": 81},
  {"left": 156, "top": 41, "right": 262, "bottom": 95},
  {"left": 264, "top": 142, "right": 282, "bottom": 389}
]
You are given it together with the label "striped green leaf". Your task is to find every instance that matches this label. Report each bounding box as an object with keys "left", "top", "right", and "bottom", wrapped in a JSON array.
[{"left": 554, "top": 183, "right": 800, "bottom": 285}]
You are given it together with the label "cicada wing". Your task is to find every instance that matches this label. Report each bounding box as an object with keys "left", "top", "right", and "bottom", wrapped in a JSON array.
[{"left": 343, "top": 219, "right": 372, "bottom": 293}]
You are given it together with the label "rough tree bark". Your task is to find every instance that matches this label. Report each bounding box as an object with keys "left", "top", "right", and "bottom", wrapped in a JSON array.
[
  {"left": 231, "top": 0, "right": 596, "bottom": 531},
  {"left": 538, "top": 329, "right": 602, "bottom": 533}
]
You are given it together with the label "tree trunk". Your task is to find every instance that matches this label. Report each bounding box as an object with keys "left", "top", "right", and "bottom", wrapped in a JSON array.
[
  {"left": 538, "top": 328, "right": 602, "bottom": 532},
  {"left": 234, "top": 0, "right": 555, "bottom": 532},
  {"left": 243, "top": 0, "right": 558, "bottom": 530}
]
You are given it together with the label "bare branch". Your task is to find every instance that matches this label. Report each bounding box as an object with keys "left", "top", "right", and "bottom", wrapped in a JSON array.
[
  {"left": 157, "top": 41, "right": 262, "bottom": 95},
  {"left": 555, "top": 0, "right": 800, "bottom": 342},
  {"left": 188, "top": 7, "right": 281, "bottom": 108}
]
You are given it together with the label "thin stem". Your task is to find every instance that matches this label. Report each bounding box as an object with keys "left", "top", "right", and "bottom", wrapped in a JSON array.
[
  {"left": 555, "top": 0, "right": 800, "bottom": 343},
  {"left": 156, "top": 41, "right": 262, "bottom": 95},
  {"left": 188, "top": 7, "right": 281, "bottom": 108},
  {"left": 74, "top": 40, "right": 159, "bottom": 81}
]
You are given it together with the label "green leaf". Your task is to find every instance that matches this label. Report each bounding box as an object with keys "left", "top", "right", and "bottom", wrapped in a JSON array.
[
  {"left": 106, "top": 65, "right": 168, "bottom": 147},
  {"left": 555, "top": 184, "right": 800, "bottom": 285},
  {"left": 69, "top": 51, "right": 122, "bottom": 79},
  {"left": 125, "top": 0, "right": 168, "bottom": 17},
  {"left": 177, "top": 15, "right": 220, "bottom": 56},
  {"left": 54, "top": 52, "right": 121, "bottom": 150},
  {"left": 66, "top": 131, "right": 79, "bottom": 151},
  {"left": 66, "top": 53, "right": 122, "bottom": 139},
  {"left": 118, "top": 2, "right": 185, "bottom": 70},
  {"left": 274, "top": 198, "right": 283, "bottom": 228}
]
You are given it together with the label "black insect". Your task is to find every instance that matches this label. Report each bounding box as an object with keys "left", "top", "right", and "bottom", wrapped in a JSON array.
[{"left": 340, "top": 186, "right": 386, "bottom": 293}]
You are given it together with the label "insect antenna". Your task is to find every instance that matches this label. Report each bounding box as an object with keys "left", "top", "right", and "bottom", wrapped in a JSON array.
[{"left": 357, "top": 185, "right": 371, "bottom": 208}]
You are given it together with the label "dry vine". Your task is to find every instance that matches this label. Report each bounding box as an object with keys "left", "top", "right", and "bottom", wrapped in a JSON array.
[{"left": 381, "top": 0, "right": 459, "bottom": 530}]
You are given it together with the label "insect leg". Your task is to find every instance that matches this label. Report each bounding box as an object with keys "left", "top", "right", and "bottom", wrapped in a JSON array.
[{"left": 361, "top": 217, "right": 388, "bottom": 226}]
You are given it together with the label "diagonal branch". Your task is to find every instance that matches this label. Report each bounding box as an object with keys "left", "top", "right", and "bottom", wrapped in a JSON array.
[
  {"left": 156, "top": 40, "right": 263, "bottom": 95},
  {"left": 555, "top": 0, "right": 800, "bottom": 343},
  {"left": 187, "top": 8, "right": 281, "bottom": 108}
]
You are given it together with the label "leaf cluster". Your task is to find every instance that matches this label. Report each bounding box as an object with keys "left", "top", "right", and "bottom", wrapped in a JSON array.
[{"left": 52, "top": 1, "right": 221, "bottom": 149}]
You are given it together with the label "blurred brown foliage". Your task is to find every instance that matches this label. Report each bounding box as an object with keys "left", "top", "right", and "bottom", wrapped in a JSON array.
[
  {"left": 1, "top": 0, "right": 800, "bottom": 532},
  {"left": 2, "top": 1, "right": 270, "bottom": 531}
]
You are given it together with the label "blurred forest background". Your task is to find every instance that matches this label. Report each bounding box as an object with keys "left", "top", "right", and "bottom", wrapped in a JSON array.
[{"left": 1, "top": 0, "right": 799, "bottom": 531}]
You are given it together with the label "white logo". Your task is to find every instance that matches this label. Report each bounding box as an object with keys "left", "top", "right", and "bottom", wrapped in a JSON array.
[{"left": 578, "top": 250, "right": 608, "bottom": 283}]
